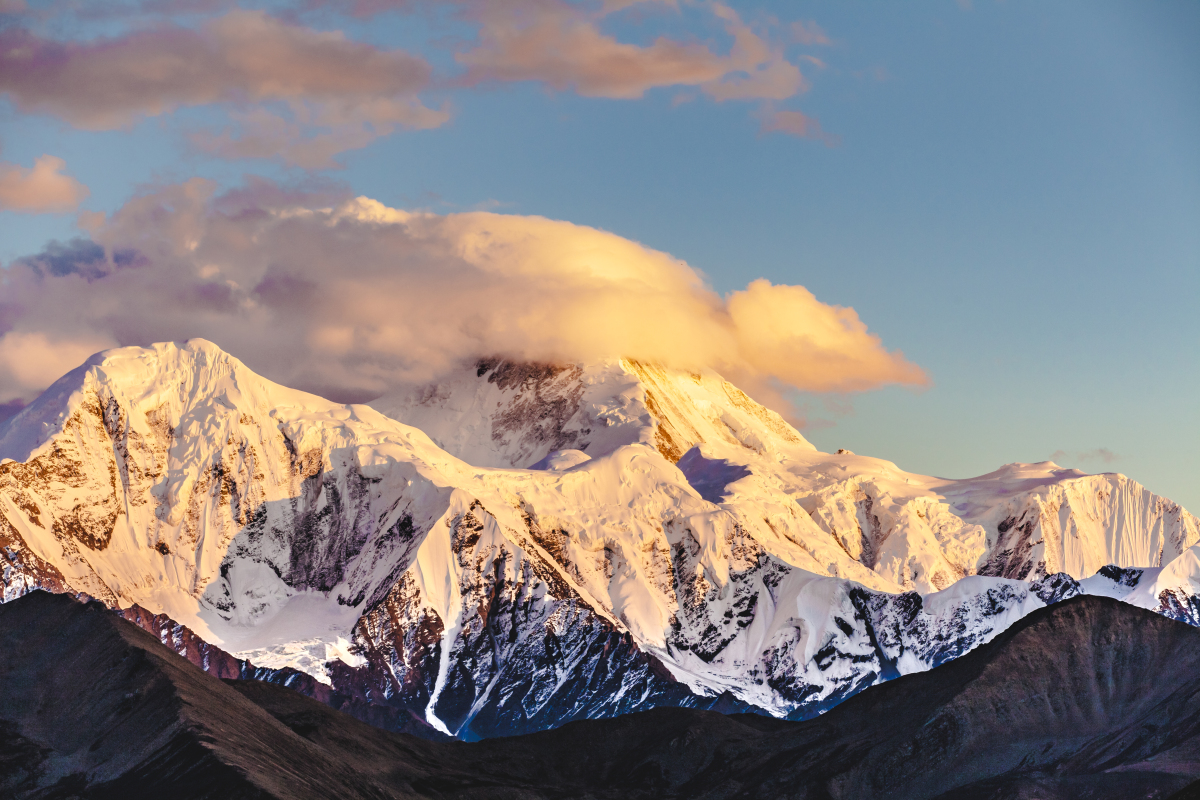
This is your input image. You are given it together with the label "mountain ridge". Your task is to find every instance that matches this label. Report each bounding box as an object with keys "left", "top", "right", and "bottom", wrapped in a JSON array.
[{"left": 5, "top": 590, "right": 1200, "bottom": 798}]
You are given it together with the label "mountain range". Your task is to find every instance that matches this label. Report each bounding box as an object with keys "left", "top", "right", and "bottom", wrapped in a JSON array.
[{"left": 2, "top": 339, "right": 1199, "bottom": 739}]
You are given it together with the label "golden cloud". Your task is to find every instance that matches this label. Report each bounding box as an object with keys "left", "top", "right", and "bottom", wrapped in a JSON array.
[{"left": 0, "top": 179, "right": 926, "bottom": 408}]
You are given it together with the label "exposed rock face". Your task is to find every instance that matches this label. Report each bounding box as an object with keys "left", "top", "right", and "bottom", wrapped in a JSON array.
[
  {"left": 369, "top": 357, "right": 814, "bottom": 469},
  {"left": 1, "top": 512, "right": 71, "bottom": 602},
  {"left": 975, "top": 472, "right": 1197, "bottom": 579},
  {"left": 114, "top": 602, "right": 444, "bottom": 740},
  {"left": 1, "top": 340, "right": 1199, "bottom": 737},
  {"left": 351, "top": 500, "right": 708, "bottom": 739}
]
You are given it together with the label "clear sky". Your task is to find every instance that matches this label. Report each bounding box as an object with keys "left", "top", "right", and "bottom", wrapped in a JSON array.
[{"left": 0, "top": 1, "right": 1197, "bottom": 510}]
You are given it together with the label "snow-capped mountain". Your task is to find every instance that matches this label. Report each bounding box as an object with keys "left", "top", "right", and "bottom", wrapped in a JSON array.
[
  {"left": 375, "top": 357, "right": 1198, "bottom": 594},
  {"left": 369, "top": 357, "right": 815, "bottom": 469},
  {"left": 1, "top": 340, "right": 1198, "bottom": 737}
]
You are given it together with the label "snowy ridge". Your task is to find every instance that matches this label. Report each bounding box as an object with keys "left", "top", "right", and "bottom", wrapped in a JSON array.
[
  {"left": 369, "top": 357, "right": 816, "bottom": 469},
  {"left": 375, "top": 358, "right": 1198, "bottom": 595},
  {"left": 2, "top": 340, "right": 1199, "bottom": 736}
]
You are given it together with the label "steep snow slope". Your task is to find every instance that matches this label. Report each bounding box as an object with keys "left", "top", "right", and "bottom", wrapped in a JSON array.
[
  {"left": 0, "top": 341, "right": 466, "bottom": 631},
  {"left": 1, "top": 341, "right": 1198, "bottom": 737},
  {"left": 0, "top": 341, "right": 880, "bottom": 731},
  {"left": 755, "top": 452, "right": 1199, "bottom": 594},
  {"left": 369, "top": 358, "right": 816, "bottom": 469},
  {"left": 374, "top": 359, "right": 1200, "bottom": 594}
]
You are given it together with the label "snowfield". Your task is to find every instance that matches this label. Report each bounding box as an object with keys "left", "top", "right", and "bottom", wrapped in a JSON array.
[{"left": 1, "top": 340, "right": 1197, "bottom": 736}]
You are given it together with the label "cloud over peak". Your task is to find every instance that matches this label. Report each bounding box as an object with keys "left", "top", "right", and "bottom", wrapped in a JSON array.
[{"left": 0, "top": 179, "right": 926, "bottom": 411}]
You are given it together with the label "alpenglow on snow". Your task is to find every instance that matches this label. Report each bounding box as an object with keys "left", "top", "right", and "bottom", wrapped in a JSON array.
[{"left": 1, "top": 340, "right": 1198, "bottom": 737}]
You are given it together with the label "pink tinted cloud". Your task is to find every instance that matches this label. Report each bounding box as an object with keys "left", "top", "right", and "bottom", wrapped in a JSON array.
[
  {"left": 456, "top": 2, "right": 727, "bottom": 98},
  {"left": 455, "top": 0, "right": 805, "bottom": 102},
  {"left": 0, "top": 155, "right": 89, "bottom": 212},
  {"left": 189, "top": 95, "right": 450, "bottom": 169},
  {"left": 2, "top": 2, "right": 834, "bottom": 163},
  {"left": 0, "top": 10, "right": 447, "bottom": 166},
  {"left": 0, "top": 11, "right": 433, "bottom": 126},
  {"left": 756, "top": 105, "right": 838, "bottom": 145}
]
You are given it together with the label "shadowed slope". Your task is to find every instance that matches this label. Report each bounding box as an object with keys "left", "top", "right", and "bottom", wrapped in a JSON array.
[
  {"left": 4, "top": 591, "right": 1200, "bottom": 799},
  {"left": 0, "top": 591, "right": 438, "bottom": 799},
  {"left": 519, "top": 593, "right": 1200, "bottom": 798}
]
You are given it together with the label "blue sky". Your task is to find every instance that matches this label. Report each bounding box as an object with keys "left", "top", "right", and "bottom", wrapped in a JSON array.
[{"left": 0, "top": 0, "right": 1196, "bottom": 509}]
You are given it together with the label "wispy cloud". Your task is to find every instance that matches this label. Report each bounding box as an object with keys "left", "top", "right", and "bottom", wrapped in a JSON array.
[
  {"left": 0, "top": 10, "right": 447, "bottom": 167},
  {"left": 454, "top": 1, "right": 806, "bottom": 102},
  {"left": 1050, "top": 448, "right": 1120, "bottom": 466},
  {"left": 756, "top": 105, "right": 838, "bottom": 145},
  {"left": 448, "top": 0, "right": 831, "bottom": 140},
  {"left": 790, "top": 20, "right": 830, "bottom": 47},
  {"left": 1, "top": 2, "right": 835, "bottom": 161}
]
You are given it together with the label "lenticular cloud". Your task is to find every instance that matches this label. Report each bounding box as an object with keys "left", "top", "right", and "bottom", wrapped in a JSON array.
[{"left": 0, "top": 178, "right": 926, "bottom": 409}]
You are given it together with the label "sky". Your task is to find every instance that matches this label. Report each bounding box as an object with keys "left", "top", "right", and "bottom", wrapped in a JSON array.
[{"left": 0, "top": 0, "right": 1196, "bottom": 511}]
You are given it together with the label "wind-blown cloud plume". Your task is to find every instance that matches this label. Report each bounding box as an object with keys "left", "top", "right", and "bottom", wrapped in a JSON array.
[
  {"left": 1050, "top": 448, "right": 1120, "bottom": 466},
  {"left": 0, "top": 2, "right": 831, "bottom": 161},
  {"left": 0, "top": 155, "right": 89, "bottom": 212},
  {"left": 456, "top": 0, "right": 805, "bottom": 102},
  {"left": 0, "top": 10, "right": 447, "bottom": 167},
  {"left": 0, "top": 179, "right": 926, "bottom": 410},
  {"left": 315, "top": 0, "right": 828, "bottom": 135}
]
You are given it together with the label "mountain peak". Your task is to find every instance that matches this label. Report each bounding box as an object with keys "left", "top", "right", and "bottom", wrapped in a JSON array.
[
  {"left": 0, "top": 339, "right": 252, "bottom": 464},
  {"left": 369, "top": 356, "right": 814, "bottom": 469}
]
